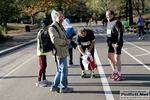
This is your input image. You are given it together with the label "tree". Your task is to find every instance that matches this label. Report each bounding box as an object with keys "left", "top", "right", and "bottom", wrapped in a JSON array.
[
  {"left": 97, "top": 0, "right": 116, "bottom": 11},
  {"left": 141, "top": 0, "right": 145, "bottom": 13},
  {"left": 117, "top": 0, "right": 126, "bottom": 18},
  {"left": 17, "top": 0, "right": 77, "bottom": 24},
  {"left": 128, "top": 0, "right": 134, "bottom": 25},
  {"left": 0, "top": 0, "right": 21, "bottom": 34},
  {"left": 17, "top": 0, "right": 44, "bottom": 24}
]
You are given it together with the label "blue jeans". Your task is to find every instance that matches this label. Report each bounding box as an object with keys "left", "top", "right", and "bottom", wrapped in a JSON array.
[{"left": 51, "top": 57, "right": 68, "bottom": 89}]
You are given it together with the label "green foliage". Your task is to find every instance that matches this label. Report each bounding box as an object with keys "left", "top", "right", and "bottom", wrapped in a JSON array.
[
  {"left": 65, "top": 0, "right": 90, "bottom": 19},
  {"left": 99, "top": 12, "right": 106, "bottom": 20},
  {"left": 0, "top": 26, "right": 5, "bottom": 35},
  {"left": 0, "top": 0, "right": 21, "bottom": 23},
  {"left": 0, "top": 26, "right": 2, "bottom": 35},
  {"left": 0, "top": 0, "right": 149, "bottom": 25}
]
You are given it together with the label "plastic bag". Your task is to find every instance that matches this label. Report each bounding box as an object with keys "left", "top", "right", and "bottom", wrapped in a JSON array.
[{"left": 82, "top": 52, "right": 97, "bottom": 70}]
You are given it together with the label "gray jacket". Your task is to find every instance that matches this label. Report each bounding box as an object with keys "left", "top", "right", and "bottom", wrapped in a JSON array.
[{"left": 48, "top": 21, "right": 69, "bottom": 58}]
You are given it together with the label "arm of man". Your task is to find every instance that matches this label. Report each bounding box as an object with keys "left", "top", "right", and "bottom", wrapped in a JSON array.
[
  {"left": 78, "top": 45, "right": 86, "bottom": 56},
  {"left": 77, "top": 35, "right": 86, "bottom": 55},
  {"left": 88, "top": 30, "right": 95, "bottom": 51},
  {"left": 88, "top": 39, "right": 95, "bottom": 52},
  {"left": 115, "top": 21, "right": 123, "bottom": 47},
  {"left": 136, "top": 18, "right": 140, "bottom": 24}
]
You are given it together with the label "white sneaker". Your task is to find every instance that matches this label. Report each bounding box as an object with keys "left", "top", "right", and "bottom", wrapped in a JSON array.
[
  {"left": 36, "top": 81, "right": 47, "bottom": 87},
  {"left": 139, "top": 37, "right": 141, "bottom": 39}
]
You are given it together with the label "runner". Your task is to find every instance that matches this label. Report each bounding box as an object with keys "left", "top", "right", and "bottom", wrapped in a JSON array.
[{"left": 106, "top": 10, "right": 124, "bottom": 81}]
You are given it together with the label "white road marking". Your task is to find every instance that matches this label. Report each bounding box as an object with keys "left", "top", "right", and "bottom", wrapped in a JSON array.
[
  {"left": 122, "top": 48, "right": 150, "bottom": 71},
  {"left": 95, "top": 49, "right": 114, "bottom": 100},
  {"left": 0, "top": 55, "right": 36, "bottom": 81},
  {"left": 124, "top": 40, "right": 150, "bottom": 53},
  {"left": 123, "top": 40, "right": 150, "bottom": 71},
  {"left": 84, "top": 25, "right": 114, "bottom": 100},
  {"left": 134, "top": 53, "right": 150, "bottom": 57},
  {"left": 123, "top": 47, "right": 137, "bottom": 50},
  {"left": 98, "top": 30, "right": 150, "bottom": 71}
]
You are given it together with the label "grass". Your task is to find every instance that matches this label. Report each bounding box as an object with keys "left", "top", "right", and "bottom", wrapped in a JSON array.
[
  {"left": 7, "top": 23, "right": 40, "bottom": 34},
  {"left": 0, "top": 23, "right": 40, "bottom": 43},
  {"left": 7, "top": 23, "right": 25, "bottom": 31}
]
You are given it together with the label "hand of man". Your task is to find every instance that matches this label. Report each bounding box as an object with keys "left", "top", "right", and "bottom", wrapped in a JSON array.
[
  {"left": 115, "top": 44, "right": 118, "bottom": 47},
  {"left": 66, "top": 39, "right": 71, "bottom": 44},
  {"left": 88, "top": 48, "right": 92, "bottom": 52}
]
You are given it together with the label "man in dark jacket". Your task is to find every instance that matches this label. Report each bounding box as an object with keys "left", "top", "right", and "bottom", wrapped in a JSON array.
[{"left": 106, "top": 10, "right": 124, "bottom": 81}]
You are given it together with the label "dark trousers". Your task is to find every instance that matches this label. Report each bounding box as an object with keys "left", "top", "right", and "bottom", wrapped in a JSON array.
[
  {"left": 138, "top": 26, "right": 145, "bottom": 37},
  {"left": 38, "top": 55, "right": 47, "bottom": 82},
  {"left": 68, "top": 48, "right": 73, "bottom": 64},
  {"left": 80, "top": 46, "right": 94, "bottom": 70}
]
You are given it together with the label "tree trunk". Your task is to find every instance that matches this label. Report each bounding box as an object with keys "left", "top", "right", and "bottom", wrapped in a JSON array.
[
  {"left": 125, "top": 0, "right": 128, "bottom": 20},
  {"left": 31, "top": 15, "right": 34, "bottom": 25},
  {"left": 128, "top": 0, "right": 134, "bottom": 25},
  {"left": 137, "top": 0, "right": 140, "bottom": 15},
  {"left": 141, "top": 0, "right": 145, "bottom": 13}
]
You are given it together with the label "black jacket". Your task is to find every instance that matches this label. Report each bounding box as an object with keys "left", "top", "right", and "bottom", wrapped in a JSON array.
[{"left": 107, "top": 18, "right": 123, "bottom": 45}]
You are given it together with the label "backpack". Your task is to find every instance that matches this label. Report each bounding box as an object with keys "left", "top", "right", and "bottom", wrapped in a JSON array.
[
  {"left": 38, "top": 25, "right": 60, "bottom": 71},
  {"left": 38, "top": 28, "right": 55, "bottom": 53}
]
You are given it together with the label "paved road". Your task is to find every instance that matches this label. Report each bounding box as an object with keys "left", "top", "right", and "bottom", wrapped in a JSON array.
[
  {"left": 0, "top": 22, "right": 150, "bottom": 100},
  {"left": 0, "top": 28, "right": 40, "bottom": 56}
]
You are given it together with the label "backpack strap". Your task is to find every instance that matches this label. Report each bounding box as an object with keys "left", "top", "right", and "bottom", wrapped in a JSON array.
[
  {"left": 51, "top": 25, "right": 60, "bottom": 35},
  {"left": 38, "top": 29, "right": 45, "bottom": 49},
  {"left": 50, "top": 25, "right": 60, "bottom": 72}
]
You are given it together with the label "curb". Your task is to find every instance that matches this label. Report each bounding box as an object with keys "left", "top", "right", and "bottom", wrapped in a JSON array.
[{"left": 0, "top": 39, "right": 36, "bottom": 56}]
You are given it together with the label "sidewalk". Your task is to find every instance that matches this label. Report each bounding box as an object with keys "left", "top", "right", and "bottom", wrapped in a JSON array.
[{"left": 0, "top": 28, "right": 40, "bottom": 56}]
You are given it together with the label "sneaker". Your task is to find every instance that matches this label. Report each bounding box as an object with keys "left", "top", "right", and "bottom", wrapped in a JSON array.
[
  {"left": 91, "top": 72, "right": 95, "bottom": 78},
  {"left": 139, "top": 37, "right": 141, "bottom": 39},
  {"left": 109, "top": 72, "right": 118, "bottom": 79},
  {"left": 36, "top": 81, "right": 47, "bottom": 87},
  {"left": 142, "top": 35, "right": 145, "bottom": 40},
  {"left": 50, "top": 87, "right": 60, "bottom": 92},
  {"left": 114, "top": 75, "right": 122, "bottom": 81},
  {"left": 80, "top": 72, "right": 86, "bottom": 78},
  {"left": 43, "top": 79, "right": 51, "bottom": 85},
  {"left": 69, "top": 62, "right": 73, "bottom": 65},
  {"left": 60, "top": 87, "right": 74, "bottom": 93},
  {"left": 68, "top": 63, "right": 73, "bottom": 66}
]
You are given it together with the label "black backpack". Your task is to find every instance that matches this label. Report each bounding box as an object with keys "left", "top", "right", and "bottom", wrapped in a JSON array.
[
  {"left": 38, "top": 25, "right": 60, "bottom": 71},
  {"left": 38, "top": 28, "right": 55, "bottom": 53}
]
